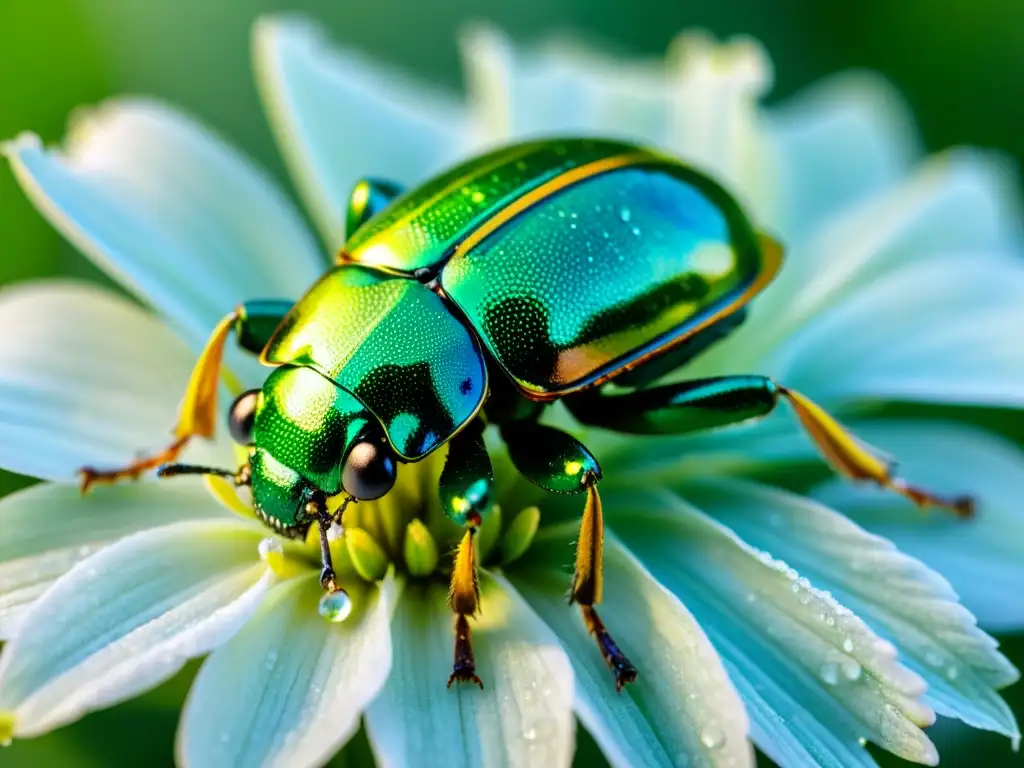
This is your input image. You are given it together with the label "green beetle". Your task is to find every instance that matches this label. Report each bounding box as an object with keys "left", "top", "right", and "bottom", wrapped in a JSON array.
[{"left": 83, "top": 138, "right": 973, "bottom": 690}]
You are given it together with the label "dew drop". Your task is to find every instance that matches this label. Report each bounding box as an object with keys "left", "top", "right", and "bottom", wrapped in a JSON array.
[
  {"left": 924, "top": 650, "right": 944, "bottom": 668},
  {"left": 842, "top": 638, "right": 855, "bottom": 653},
  {"left": 825, "top": 616, "right": 836, "bottom": 627},
  {"left": 522, "top": 726, "right": 537, "bottom": 741},
  {"left": 318, "top": 589, "right": 353, "bottom": 623},
  {"left": 947, "top": 664, "right": 959, "bottom": 681},
  {"left": 841, "top": 660, "right": 862, "bottom": 681},
  {"left": 699, "top": 724, "right": 725, "bottom": 750},
  {"left": 819, "top": 663, "right": 840, "bottom": 685},
  {"left": 619, "top": 206, "right": 632, "bottom": 222},
  {"left": 631, "top": 226, "right": 642, "bottom": 237},
  {"left": 258, "top": 538, "right": 283, "bottom": 561},
  {"left": 858, "top": 737, "right": 868, "bottom": 747}
]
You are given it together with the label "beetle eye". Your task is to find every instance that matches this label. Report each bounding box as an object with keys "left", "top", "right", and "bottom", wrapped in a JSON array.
[
  {"left": 341, "top": 438, "right": 397, "bottom": 500},
  {"left": 228, "top": 389, "right": 260, "bottom": 445}
]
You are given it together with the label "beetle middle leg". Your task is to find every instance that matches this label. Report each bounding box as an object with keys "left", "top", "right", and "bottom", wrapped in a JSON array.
[
  {"left": 79, "top": 300, "right": 291, "bottom": 491},
  {"left": 503, "top": 422, "right": 638, "bottom": 690},
  {"left": 567, "top": 375, "right": 975, "bottom": 517}
]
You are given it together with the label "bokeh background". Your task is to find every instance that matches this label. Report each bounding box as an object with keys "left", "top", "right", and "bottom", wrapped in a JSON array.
[{"left": 1, "top": 1, "right": 1021, "bottom": 766}]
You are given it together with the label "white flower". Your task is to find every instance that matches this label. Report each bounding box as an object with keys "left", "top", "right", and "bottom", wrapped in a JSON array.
[{"left": 0, "top": 16, "right": 1022, "bottom": 768}]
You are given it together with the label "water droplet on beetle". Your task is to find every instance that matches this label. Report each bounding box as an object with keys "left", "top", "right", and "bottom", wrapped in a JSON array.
[
  {"left": 699, "top": 724, "right": 725, "bottom": 750},
  {"left": 318, "top": 589, "right": 353, "bottom": 623}
]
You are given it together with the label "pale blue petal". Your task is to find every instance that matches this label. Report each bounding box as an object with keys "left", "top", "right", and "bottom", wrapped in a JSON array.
[
  {"left": 0, "top": 519, "right": 270, "bottom": 737},
  {"left": 768, "top": 257, "right": 1024, "bottom": 407},
  {"left": 0, "top": 282, "right": 233, "bottom": 481},
  {"left": 688, "top": 150, "right": 1024, "bottom": 378},
  {"left": 681, "top": 478, "right": 1019, "bottom": 744},
  {"left": 364, "top": 572, "right": 575, "bottom": 768},
  {"left": 460, "top": 25, "right": 674, "bottom": 148},
  {"left": 511, "top": 534, "right": 752, "bottom": 768},
  {"left": 3, "top": 102, "right": 324, "bottom": 352},
  {"left": 811, "top": 421, "right": 1024, "bottom": 634},
  {"left": 0, "top": 480, "right": 232, "bottom": 639},
  {"left": 179, "top": 573, "right": 397, "bottom": 768},
  {"left": 767, "top": 72, "right": 920, "bottom": 239},
  {"left": 254, "top": 16, "right": 468, "bottom": 248},
  {"left": 605, "top": 488, "right": 939, "bottom": 767}
]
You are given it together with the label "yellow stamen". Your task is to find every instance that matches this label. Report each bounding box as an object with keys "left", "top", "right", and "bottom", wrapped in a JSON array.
[{"left": 0, "top": 711, "right": 14, "bottom": 746}]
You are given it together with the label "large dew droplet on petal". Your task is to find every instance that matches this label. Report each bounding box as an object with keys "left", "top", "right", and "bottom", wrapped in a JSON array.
[{"left": 318, "top": 589, "right": 353, "bottom": 623}]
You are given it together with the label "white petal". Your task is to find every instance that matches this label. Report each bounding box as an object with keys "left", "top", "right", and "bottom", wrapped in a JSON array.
[
  {"left": 3, "top": 102, "right": 324, "bottom": 352},
  {"left": 0, "top": 480, "right": 232, "bottom": 639},
  {"left": 768, "top": 256, "right": 1024, "bottom": 407},
  {"left": 810, "top": 421, "right": 1024, "bottom": 635},
  {"left": 511, "top": 534, "right": 752, "bottom": 768},
  {"left": 763, "top": 149, "right": 1022, "bottom": 345},
  {"left": 364, "top": 572, "right": 575, "bottom": 768},
  {"left": 767, "top": 72, "right": 920, "bottom": 238},
  {"left": 0, "top": 282, "right": 232, "bottom": 481},
  {"left": 0, "top": 519, "right": 270, "bottom": 736},
  {"left": 460, "top": 25, "right": 674, "bottom": 148},
  {"left": 667, "top": 33, "right": 775, "bottom": 218},
  {"left": 253, "top": 16, "right": 468, "bottom": 248},
  {"left": 607, "top": 487, "right": 939, "bottom": 767},
  {"left": 179, "top": 572, "right": 397, "bottom": 768},
  {"left": 684, "top": 478, "right": 1019, "bottom": 743}
]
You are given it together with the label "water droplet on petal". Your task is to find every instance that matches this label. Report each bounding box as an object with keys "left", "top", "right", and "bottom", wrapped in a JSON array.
[
  {"left": 858, "top": 737, "right": 868, "bottom": 747},
  {"left": 947, "top": 664, "right": 959, "bottom": 681},
  {"left": 258, "top": 538, "right": 283, "bottom": 561},
  {"left": 842, "top": 638, "right": 855, "bottom": 653},
  {"left": 619, "top": 206, "right": 632, "bottom": 222},
  {"left": 699, "top": 724, "right": 725, "bottom": 750},
  {"left": 842, "top": 660, "right": 862, "bottom": 681},
  {"left": 522, "top": 726, "right": 538, "bottom": 741},
  {"left": 318, "top": 589, "right": 353, "bottom": 623},
  {"left": 924, "top": 650, "right": 944, "bottom": 668},
  {"left": 820, "top": 663, "right": 840, "bottom": 685}
]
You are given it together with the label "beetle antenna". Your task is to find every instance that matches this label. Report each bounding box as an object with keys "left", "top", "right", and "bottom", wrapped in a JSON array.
[{"left": 157, "top": 463, "right": 236, "bottom": 480}]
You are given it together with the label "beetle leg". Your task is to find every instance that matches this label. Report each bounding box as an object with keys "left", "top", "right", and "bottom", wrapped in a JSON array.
[
  {"left": 447, "top": 527, "right": 483, "bottom": 689},
  {"left": 79, "top": 300, "right": 291, "bottom": 492},
  {"left": 572, "top": 476, "right": 637, "bottom": 692},
  {"left": 567, "top": 376, "right": 974, "bottom": 518}
]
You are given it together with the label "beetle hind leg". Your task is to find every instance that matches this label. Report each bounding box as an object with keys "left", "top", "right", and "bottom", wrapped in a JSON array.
[{"left": 572, "top": 477, "right": 637, "bottom": 691}]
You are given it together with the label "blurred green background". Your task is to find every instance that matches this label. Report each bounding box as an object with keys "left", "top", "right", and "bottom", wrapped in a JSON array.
[{"left": 1, "top": 0, "right": 1021, "bottom": 765}]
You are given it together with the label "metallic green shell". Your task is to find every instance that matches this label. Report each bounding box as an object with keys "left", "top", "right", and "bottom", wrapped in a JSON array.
[
  {"left": 262, "top": 265, "right": 487, "bottom": 460},
  {"left": 343, "top": 138, "right": 637, "bottom": 275},
  {"left": 440, "top": 163, "right": 763, "bottom": 398},
  {"left": 250, "top": 365, "right": 375, "bottom": 525}
]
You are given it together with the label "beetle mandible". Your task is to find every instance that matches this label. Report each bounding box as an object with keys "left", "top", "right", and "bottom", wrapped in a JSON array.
[{"left": 82, "top": 138, "right": 974, "bottom": 690}]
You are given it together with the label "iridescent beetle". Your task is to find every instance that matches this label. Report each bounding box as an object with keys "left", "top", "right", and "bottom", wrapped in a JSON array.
[{"left": 83, "top": 139, "right": 973, "bottom": 690}]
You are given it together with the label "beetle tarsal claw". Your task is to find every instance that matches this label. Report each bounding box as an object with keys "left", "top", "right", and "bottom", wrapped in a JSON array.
[
  {"left": 447, "top": 614, "right": 484, "bottom": 690},
  {"left": 581, "top": 605, "right": 637, "bottom": 692}
]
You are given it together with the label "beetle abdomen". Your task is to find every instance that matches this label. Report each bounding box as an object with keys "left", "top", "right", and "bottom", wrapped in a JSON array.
[{"left": 441, "top": 161, "right": 770, "bottom": 399}]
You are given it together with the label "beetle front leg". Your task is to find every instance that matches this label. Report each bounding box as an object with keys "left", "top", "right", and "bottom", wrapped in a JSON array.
[
  {"left": 567, "top": 375, "right": 974, "bottom": 517},
  {"left": 79, "top": 300, "right": 291, "bottom": 491}
]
